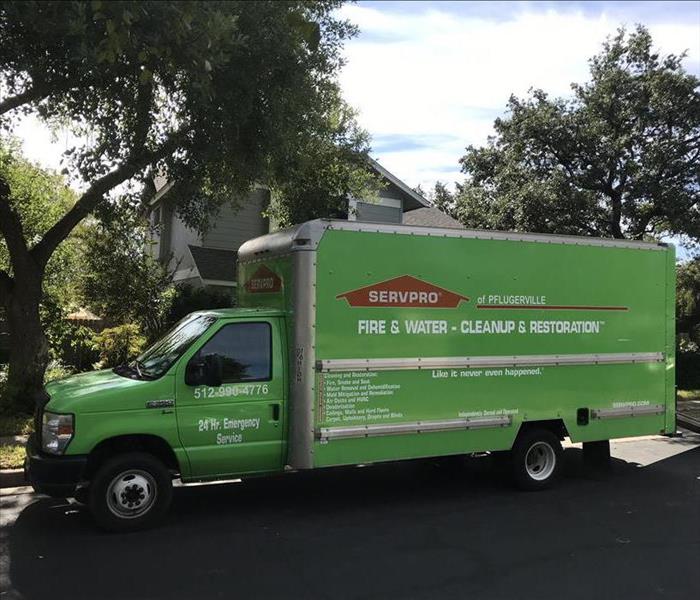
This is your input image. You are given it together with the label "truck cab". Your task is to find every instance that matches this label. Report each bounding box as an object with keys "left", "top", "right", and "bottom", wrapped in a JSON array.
[{"left": 26, "top": 308, "right": 287, "bottom": 531}]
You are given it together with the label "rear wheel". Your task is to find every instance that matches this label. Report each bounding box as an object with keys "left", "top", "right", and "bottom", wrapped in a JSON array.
[
  {"left": 88, "top": 452, "right": 173, "bottom": 532},
  {"left": 511, "top": 429, "right": 562, "bottom": 490}
]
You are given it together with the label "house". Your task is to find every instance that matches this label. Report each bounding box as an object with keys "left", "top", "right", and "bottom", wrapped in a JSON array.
[{"left": 148, "top": 158, "right": 462, "bottom": 295}]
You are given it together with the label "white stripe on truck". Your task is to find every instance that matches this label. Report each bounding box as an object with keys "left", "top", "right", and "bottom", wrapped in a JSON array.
[
  {"left": 316, "top": 352, "right": 664, "bottom": 372},
  {"left": 318, "top": 415, "right": 512, "bottom": 441},
  {"left": 591, "top": 405, "right": 665, "bottom": 419}
]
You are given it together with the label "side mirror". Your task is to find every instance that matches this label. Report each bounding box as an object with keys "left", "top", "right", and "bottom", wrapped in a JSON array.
[{"left": 186, "top": 353, "right": 223, "bottom": 387}]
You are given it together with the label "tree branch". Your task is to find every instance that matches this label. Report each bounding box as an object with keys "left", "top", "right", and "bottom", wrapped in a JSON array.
[
  {"left": 0, "top": 85, "right": 49, "bottom": 116},
  {"left": 630, "top": 213, "right": 654, "bottom": 240},
  {"left": 31, "top": 135, "right": 183, "bottom": 267},
  {"left": 609, "top": 190, "right": 625, "bottom": 239},
  {"left": 0, "top": 174, "right": 30, "bottom": 263},
  {"left": 131, "top": 81, "right": 154, "bottom": 155},
  {"left": 0, "top": 270, "right": 13, "bottom": 305}
]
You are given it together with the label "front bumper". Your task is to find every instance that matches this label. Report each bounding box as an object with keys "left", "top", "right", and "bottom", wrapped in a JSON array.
[{"left": 25, "top": 434, "right": 87, "bottom": 497}]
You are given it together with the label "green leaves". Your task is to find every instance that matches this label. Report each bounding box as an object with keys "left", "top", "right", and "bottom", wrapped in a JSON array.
[
  {"left": 677, "top": 258, "right": 700, "bottom": 351},
  {"left": 0, "top": 0, "right": 366, "bottom": 247},
  {"left": 78, "top": 210, "right": 173, "bottom": 339},
  {"left": 287, "top": 11, "right": 322, "bottom": 51},
  {"left": 456, "top": 26, "right": 700, "bottom": 243}
]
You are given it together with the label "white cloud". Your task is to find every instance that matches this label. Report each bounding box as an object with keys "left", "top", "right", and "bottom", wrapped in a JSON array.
[{"left": 338, "top": 3, "right": 700, "bottom": 191}]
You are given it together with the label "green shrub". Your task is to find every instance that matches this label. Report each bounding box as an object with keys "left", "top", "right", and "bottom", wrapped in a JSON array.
[
  {"left": 677, "top": 351, "right": 700, "bottom": 390},
  {"left": 44, "top": 359, "right": 74, "bottom": 383},
  {"left": 0, "top": 364, "right": 7, "bottom": 415},
  {"left": 93, "top": 324, "right": 146, "bottom": 368},
  {"left": 0, "top": 444, "right": 25, "bottom": 469},
  {"left": 0, "top": 413, "right": 33, "bottom": 436},
  {"left": 55, "top": 324, "right": 101, "bottom": 372}
]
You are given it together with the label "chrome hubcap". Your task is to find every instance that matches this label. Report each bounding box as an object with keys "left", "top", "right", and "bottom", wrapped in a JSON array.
[
  {"left": 106, "top": 470, "right": 157, "bottom": 519},
  {"left": 525, "top": 442, "right": 556, "bottom": 481}
]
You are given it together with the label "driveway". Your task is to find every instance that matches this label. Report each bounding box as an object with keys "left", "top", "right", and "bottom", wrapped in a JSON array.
[{"left": 1, "top": 434, "right": 699, "bottom": 600}]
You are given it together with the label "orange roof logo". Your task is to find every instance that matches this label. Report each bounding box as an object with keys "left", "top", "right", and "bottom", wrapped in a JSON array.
[
  {"left": 244, "top": 265, "right": 282, "bottom": 294},
  {"left": 336, "top": 275, "right": 469, "bottom": 308}
]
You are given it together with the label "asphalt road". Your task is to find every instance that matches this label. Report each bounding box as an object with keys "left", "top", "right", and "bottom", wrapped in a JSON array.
[{"left": 1, "top": 435, "right": 699, "bottom": 600}]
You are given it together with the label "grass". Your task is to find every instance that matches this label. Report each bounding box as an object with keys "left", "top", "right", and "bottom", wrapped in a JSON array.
[
  {"left": 0, "top": 444, "right": 26, "bottom": 470},
  {"left": 678, "top": 389, "right": 700, "bottom": 401},
  {"left": 0, "top": 414, "right": 33, "bottom": 438}
]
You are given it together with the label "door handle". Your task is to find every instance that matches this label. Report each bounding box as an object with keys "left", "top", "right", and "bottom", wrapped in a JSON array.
[
  {"left": 271, "top": 403, "right": 280, "bottom": 421},
  {"left": 146, "top": 399, "right": 174, "bottom": 409}
]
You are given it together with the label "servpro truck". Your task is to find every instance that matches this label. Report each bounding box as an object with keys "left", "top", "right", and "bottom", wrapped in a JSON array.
[{"left": 26, "top": 220, "right": 676, "bottom": 531}]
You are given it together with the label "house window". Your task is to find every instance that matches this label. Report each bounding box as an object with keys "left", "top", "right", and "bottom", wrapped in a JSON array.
[
  {"left": 355, "top": 201, "right": 402, "bottom": 224},
  {"left": 150, "top": 206, "right": 161, "bottom": 228}
]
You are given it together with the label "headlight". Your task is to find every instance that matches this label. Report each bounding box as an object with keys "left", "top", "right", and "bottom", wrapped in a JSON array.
[{"left": 41, "top": 412, "right": 74, "bottom": 455}]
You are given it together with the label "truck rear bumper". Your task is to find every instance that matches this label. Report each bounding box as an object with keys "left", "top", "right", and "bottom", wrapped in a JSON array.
[{"left": 25, "top": 435, "right": 87, "bottom": 498}]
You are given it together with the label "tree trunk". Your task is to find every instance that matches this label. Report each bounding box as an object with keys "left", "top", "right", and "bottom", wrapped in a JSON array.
[
  {"left": 2, "top": 272, "right": 48, "bottom": 416},
  {"left": 609, "top": 190, "right": 625, "bottom": 239}
]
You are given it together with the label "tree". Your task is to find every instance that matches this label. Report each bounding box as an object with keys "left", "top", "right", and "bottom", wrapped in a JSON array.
[
  {"left": 0, "top": 1, "right": 369, "bottom": 411},
  {"left": 677, "top": 258, "right": 700, "bottom": 350},
  {"left": 268, "top": 102, "right": 380, "bottom": 226},
  {"left": 454, "top": 27, "right": 700, "bottom": 241},
  {"left": 0, "top": 142, "right": 85, "bottom": 412},
  {"left": 427, "top": 181, "right": 458, "bottom": 218},
  {"left": 79, "top": 210, "right": 173, "bottom": 340},
  {"left": 676, "top": 258, "right": 700, "bottom": 388}
]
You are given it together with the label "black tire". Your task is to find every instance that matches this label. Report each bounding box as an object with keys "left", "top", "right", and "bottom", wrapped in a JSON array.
[
  {"left": 511, "top": 429, "right": 562, "bottom": 491},
  {"left": 88, "top": 452, "right": 172, "bottom": 532}
]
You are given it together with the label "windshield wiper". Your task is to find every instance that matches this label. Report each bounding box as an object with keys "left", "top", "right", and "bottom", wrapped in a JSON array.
[
  {"left": 134, "top": 360, "right": 158, "bottom": 380},
  {"left": 113, "top": 361, "right": 154, "bottom": 380}
]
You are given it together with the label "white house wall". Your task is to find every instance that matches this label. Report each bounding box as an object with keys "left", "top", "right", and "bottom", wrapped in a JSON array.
[{"left": 168, "top": 207, "right": 201, "bottom": 277}]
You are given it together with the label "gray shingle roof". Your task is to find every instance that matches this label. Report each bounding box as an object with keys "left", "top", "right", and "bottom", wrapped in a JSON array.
[
  {"left": 188, "top": 245, "right": 237, "bottom": 283},
  {"left": 402, "top": 207, "right": 464, "bottom": 229}
]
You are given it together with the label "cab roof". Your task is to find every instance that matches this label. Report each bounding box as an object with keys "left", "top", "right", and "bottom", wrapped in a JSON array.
[{"left": 192, "top": 307, "right": 284, "bottom": 319}]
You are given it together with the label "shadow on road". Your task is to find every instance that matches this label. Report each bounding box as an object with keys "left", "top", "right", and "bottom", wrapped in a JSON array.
[{"left": 5, "top": 447, "right": 700, "bottom": 600}]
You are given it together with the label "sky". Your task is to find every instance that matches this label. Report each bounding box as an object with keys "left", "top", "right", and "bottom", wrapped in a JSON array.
[
  {"left": 338, "top": 0, "right": 700, "bottom": 191},
  {"left": 12, "top": 0, "right": 700, "bottom": 258}
]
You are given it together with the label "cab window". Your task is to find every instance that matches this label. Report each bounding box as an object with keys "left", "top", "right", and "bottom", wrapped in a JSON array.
[{"left": 195, "top": 322, "right": 271, "bottom": 383}]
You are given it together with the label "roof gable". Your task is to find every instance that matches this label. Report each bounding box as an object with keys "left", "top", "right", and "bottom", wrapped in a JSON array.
[
  {"left": 366, "top": 157, "right": 430, "bottom": 210},
  {"left": 402, "top": 207, "right": 464, "bottom": 229},
  {"left": 188, "top": 245, "right": 237, "bottom": 283}
]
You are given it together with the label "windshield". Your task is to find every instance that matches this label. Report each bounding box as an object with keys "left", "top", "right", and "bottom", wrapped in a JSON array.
[{"left": 125, "top": 314, "right": 217, "bottom": 379}]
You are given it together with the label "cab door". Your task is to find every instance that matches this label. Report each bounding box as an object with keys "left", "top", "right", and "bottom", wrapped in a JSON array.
[{"left": 175, "top": 318, "right": 286, "bottom": 478}]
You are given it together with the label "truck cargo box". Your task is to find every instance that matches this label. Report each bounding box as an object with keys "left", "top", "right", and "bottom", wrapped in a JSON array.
[{"left": 238, "top": 220, "right": 675, "bottom": 470}]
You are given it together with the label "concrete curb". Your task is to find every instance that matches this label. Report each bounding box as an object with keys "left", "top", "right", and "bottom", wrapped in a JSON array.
[
  {"left": 0, "top": 468, "right": 27, "bottom": 489},
  {"left": 0, "top": 484, "right": 34, "bottom": 496},
  {"left": 678, "top": 415, "right": 700, "bottom": 434}
]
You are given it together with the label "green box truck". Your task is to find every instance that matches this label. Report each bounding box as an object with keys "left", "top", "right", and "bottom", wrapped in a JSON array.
[{"left": 26, "top": 220, "right": 676, "bottom": 530}]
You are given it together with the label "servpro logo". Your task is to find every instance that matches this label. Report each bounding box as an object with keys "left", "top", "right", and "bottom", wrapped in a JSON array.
[
  {"left": 244, "top": 265, "right": 282, "bottom": 293},
  {"left": 336, "top": 275, "right": 469, "bottom": 308}
]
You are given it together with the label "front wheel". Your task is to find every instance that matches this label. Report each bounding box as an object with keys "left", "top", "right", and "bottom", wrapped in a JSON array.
[
  {"left": 88, "top": 452, "right": 173, "bottom": 532},
  {"left": 511, "top": 429, "right": 562, "bottom": 490}
]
